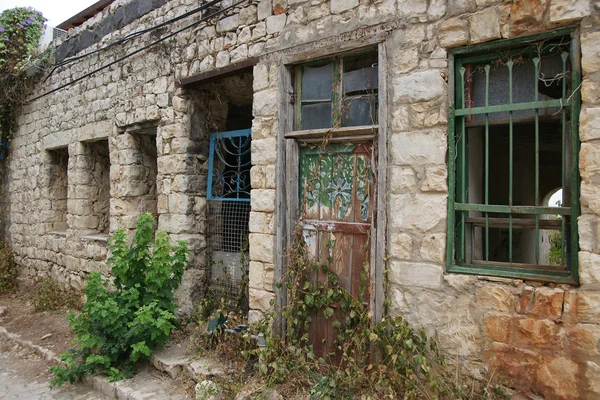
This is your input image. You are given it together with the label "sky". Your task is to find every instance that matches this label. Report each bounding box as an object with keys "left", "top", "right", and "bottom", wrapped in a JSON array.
[{"left": 0, "top": 0, "right": 99, "bottom": 28}]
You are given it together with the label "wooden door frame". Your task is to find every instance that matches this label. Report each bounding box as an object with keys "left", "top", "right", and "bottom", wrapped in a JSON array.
[{"left": 274, "top": 42, "right": 388, "bottom": 336}]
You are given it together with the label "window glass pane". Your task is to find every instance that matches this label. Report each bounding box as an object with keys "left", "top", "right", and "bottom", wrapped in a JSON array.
[
  {"left": 343, "top": 66, "right": 378, "bottom": 94},
  {"left": 301, "top": 102, "right": 332, "bottom": 129},
  {"left": 470, "top": 52, "right": 565, "bottom": 120},
  {"left": 301, "top": 63, "right": 333, "bottom": 101},
  {"left": 342, "top": 97, "right": 377, "bottom": 127}
]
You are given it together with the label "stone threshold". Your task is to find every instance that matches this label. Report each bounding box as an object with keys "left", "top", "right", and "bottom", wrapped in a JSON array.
[
  {"left": 0, "top": 324, "right": 195, "bottom": 399},
  {"left": 81, "top": 234, "right": 109, "bottom": 243}
]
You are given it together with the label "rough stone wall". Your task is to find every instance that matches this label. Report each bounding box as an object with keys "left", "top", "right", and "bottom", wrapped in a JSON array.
[
  {"left": 45, "top": 148, "right": 69, "bottom": 233},
  {"left": 68, "top": 140, "right": 111, "bottom": 236},
  {"left": 111, "top": 132, "right": 158, "bottom": 233},
  {"left": 2, "top": 0, "right": 600, "bottom": 397}
]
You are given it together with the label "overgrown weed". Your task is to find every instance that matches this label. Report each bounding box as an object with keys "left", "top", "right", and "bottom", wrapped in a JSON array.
[
  {"left": 244, "top": 226, "right": 508, "bottom": 399},
  {"left": 192, "top": 225, "right": 508, "bottom": 399},
  {"left": 32, "top": 278, "right": 81, "bottom": 312},
  {"left": 0, "top": 242, "right": 17, "bottom": 294}
]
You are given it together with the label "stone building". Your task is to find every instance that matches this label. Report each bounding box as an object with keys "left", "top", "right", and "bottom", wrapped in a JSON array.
[{"left": 1, "top": 0, "right": 599, "bottom": 397}]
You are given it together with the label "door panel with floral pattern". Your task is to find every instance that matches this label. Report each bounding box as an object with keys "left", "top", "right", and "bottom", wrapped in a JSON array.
[{"left": 298, "top": 142, "right": 373, "bottom": 360}]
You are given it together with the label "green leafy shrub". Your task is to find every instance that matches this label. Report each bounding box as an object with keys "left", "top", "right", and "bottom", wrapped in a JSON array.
[
  {"left": 50, "top": 213, "right": 189, "bottom": 386},
  {"left": 0, "top": 241, "right": 16, "bottom": 294},
  {"left": 32, "top": 279, "right": 81, "bottom": 312}
]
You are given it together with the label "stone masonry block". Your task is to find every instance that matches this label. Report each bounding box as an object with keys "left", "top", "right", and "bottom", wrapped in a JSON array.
[
  {"left": 469, "top": 8, "right": 500, "bottom": 44},
  {"left": 579, "top": 251, "right": 600, "bottom": 286},
  {"left": 580, "top": 142, "right": 600, "bottom": 186},
  {"left": 387, "top": 260, "right": 443, "bottom": 290},
  {"left": 389, "top": 167, "right": 417, "bottom": 193},
  {"left": 216, "top": 14, "right": 240, "bottom": 33},
  {"left": 393, "top": 70, "right": 446, "bottom": 103},
  {"left": 580, "top": 107, "right": 600, "bottom": 141},
  {"left": 518, "top": 286, "right": 564, "bottom": 321},
  {"left": 251, "top": 189, "right": 276, "bottom": 212},
  {"left": 419, "top": 233, "right": 445, "bottom": 264},
  {"left": 253, "top": 89, "right": 278, "bottom": 117},
  {"left": 251, "top": 138, "right": 277, "bottom": 165},
  {"left": 249, "top": 261, "right": 265, "bottom": 289},
  {"left": 390, "top": 129, "right": 447, "bottom": 166},
  {"left": 331, "top": 0, "right": 358, "bottom": 14},
  {"left": 249, "top": 233, "right": 274, "bottom": 263},
  {"left": 549, "top": 0, "right": 591, "bottom": 23},
  {"left": 249, "top": 211, "right": 274, "bottom": 234},
  {"left": 249, "top": 288, "right": 275, "bottom": 312},
  {"left": 438, "top": 18, "right": 469, "bottom": 48},
  {"left": 389, "top": 193, "right": 447, "bottom": 232}
]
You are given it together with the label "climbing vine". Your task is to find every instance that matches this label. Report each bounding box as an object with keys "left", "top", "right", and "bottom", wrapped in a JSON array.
[
  {"left": 241, "top": 225, "right": 509, "bottom": 399},
  {"left": 0, "top": 6, "right": 46, "bottom": 158}
]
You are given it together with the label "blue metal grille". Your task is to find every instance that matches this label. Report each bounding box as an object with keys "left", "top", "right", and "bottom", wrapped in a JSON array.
[{"left": 207, "top": 129, "right": 251, "bottom": 202}]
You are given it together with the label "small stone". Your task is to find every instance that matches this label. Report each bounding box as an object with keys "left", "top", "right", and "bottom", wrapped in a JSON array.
[
  {"left": 257, "top": 0, "right": 272, "bottom": 20},
  {"left": 41, "top": 333, "right": 52, "bottom": 340},
  {"left": 216, "top": 14, "right": 240, "bottom": 33},
  {"left": 0, "top": 306, "right": 8, "bottom": 317},
  {"left": 266, "top": 14, "right": 286, "bottom": 35}
]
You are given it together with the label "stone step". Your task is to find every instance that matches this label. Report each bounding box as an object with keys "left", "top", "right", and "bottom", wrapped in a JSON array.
[
  {"left": 150, "top": 343, "right": 228, "bottom": 383},
  {"left": 0, "top": 323, "right": 194, "bottom": 400}
]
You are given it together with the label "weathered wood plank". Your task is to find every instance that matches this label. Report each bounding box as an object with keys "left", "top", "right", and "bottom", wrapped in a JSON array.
[
  {"left": 275, "top": 64, "right": 294, "bottom": 336},
  {"left": 284, "top": 125, "right": 378, "bottom": 139},
  {"left": 372, "top": 42, "right": 388, "bottom": 323}
]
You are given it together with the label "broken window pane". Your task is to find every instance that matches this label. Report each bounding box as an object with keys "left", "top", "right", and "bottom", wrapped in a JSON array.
[
  {"left": 343, "top": 66, "right": 378, "bottom": 94},
  {"left": 302, "top": 102, "right": 332, "bottom": 130},
  {"left": 301, "top": 63, "right": 333, "bottom": 101},
  {"left": 342, "top": 97, "right": 377, "bottom": 127}
]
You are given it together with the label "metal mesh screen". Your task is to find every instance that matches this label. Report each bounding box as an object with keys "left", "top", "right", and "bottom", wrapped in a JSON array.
[{"left": 207, "top": 200, "right": 250, "bottom": 303}]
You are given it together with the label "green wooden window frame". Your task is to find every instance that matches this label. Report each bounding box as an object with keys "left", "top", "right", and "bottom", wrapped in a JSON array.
[
  {"left": 446, "top": 27, "right": 581, "bottom": 284},
  {"left": 294, "top": 50, "right": 379, "bottom": 131}
]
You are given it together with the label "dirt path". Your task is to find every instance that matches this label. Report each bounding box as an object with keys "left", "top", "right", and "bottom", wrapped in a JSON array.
[
  {"left": 0, "top": 336, "right": 108, "bottom": 400},
  {"left": 0, "top": 295, "right": 75, "bottom": 356}
]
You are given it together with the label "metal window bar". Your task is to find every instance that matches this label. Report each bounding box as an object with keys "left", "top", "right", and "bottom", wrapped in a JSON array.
[
  {"left": 206, "top": 129, "right": 252, "bottom": 303},
  {"left": 448, "top": 30, "right": 580, "bottom": 284},
  {"left": 207, "top": 129, "right": 252, "bottom": 202}
]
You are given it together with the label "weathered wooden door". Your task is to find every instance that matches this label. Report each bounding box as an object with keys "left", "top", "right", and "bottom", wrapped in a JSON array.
[{"left": 298, "top": 142, "right": 373, "bottom": 360}]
